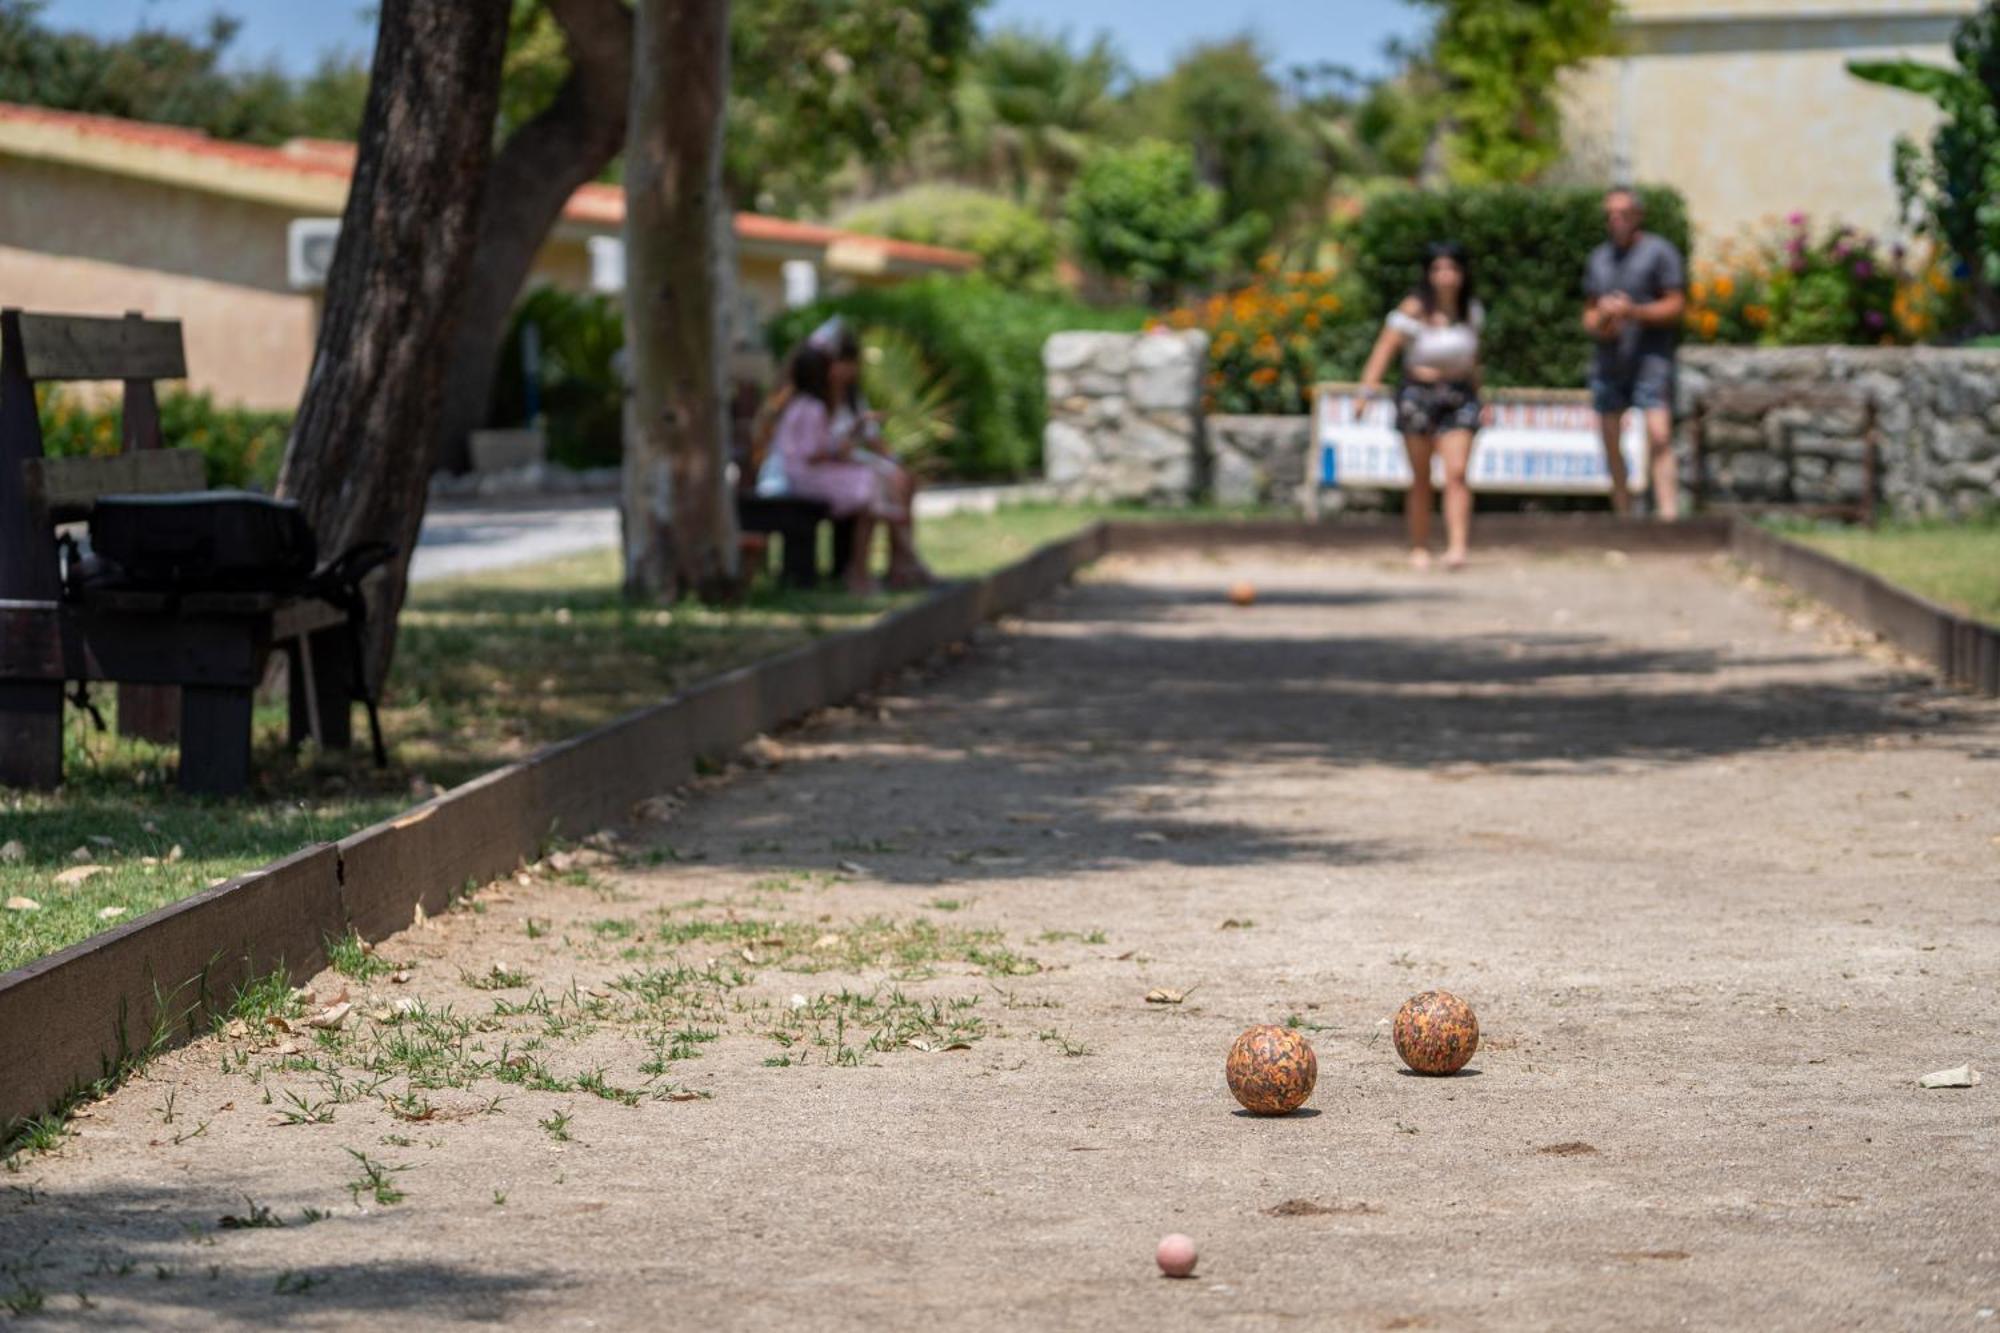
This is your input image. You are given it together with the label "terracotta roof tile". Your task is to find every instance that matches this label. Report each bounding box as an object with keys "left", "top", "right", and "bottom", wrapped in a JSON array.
[{"left": 0, "top": 101, "right": 975, "bottom": 271}]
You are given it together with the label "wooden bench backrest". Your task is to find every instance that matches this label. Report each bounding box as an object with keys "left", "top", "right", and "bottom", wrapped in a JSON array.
[
  {"left": 25, "top": 449, "right": 206, "bottom": 522},
  {"left": 0, "top": 308, "right": 194, "bottom": 601},
  {"left": 11, "top": 312, "right": 187, "bottom": 383}
]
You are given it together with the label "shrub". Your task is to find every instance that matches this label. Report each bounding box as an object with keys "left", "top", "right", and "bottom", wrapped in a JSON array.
[
  {"left": 835, "top": 185, "right": 1058, "bottom": 291},
  {"left": 37, "top": 387, "right": 291, "bottom": 490},
  {"left": 1685, "top": 214, "right": 1950, "bottom": 347},
  {"left": 1154, "top": 260, "right": 1374, "bottom": 415},
  {"left": 1347, "top": 183, "right": 1691, "bottom": 389},
  {"left": 491, "top": 287, "right": 627, "bottom": 471},
  {"left": 1066, "top": 139, "right": 1248, "bottom": 305},
  {"left": 770, "top": 275, "right": 1146, "bottom": 477}
]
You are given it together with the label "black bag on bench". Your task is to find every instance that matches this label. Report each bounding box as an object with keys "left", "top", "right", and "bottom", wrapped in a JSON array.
[{"left": 86, "top": 491, "right": 316, "bottom": 592}]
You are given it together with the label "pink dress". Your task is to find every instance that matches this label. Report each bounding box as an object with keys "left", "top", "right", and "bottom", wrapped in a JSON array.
[{"left": 769, "top": 395, "right": 901, "bottom": 519}]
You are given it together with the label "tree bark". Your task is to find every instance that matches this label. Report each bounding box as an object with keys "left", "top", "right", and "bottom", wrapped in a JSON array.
[
  {"left": 433, "top": 0, "right": 634, "bottom": 475},
  {"left": 622, "top": 0, "right": 738, "bottom": 601},
  {"left": 276, "top": 0, "right": 508, "bottom": 684}
]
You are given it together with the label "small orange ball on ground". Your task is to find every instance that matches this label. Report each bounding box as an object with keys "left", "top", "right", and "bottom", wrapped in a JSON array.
[
  {"left": 1156, "top": 1233, "right": 1198, "bottom": 1278},
  {"left": 1393, "top": 990, "right": 1479, "bottom": 1075},
  {"left": 1226, "top": 1024, "right": 1317, "bottom": 1114},
  {"left": 1228, "top": 581, "right": 1257, "bottom": 607}
]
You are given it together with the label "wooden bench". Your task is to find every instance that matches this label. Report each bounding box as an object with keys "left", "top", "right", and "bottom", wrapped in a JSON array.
[
  {"left": 0, "top": 309, "right": 369, "bottom": 795},
  {"left": 735, "top": 494, "right": 856, "bottom": 587}
]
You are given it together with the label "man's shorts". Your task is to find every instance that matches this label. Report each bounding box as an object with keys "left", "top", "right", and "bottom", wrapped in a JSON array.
[{"left": 1591, "top": 356, "right": 1676, "bottom": 415}]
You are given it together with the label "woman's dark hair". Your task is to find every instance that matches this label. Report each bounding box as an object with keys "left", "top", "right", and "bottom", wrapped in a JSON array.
[
  {"left": 1414, "top": 241, "right": 1474, "bottom": 318},
  {"left": 790, "top": 342, "right": 834, "bottom": 404}
]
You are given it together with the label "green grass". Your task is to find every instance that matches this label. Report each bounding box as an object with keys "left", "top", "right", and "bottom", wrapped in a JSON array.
[
  {"left": 1778, "top": 515, "right": 2000, "bottom": 626},
  {"left": 0, "top": 504, "right": 1122, "bottom": 975}
]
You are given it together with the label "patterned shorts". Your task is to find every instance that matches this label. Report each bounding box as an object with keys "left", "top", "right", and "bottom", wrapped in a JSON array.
[{"left": 1396, "top": 380, "right": 1483, "bottom": 436}]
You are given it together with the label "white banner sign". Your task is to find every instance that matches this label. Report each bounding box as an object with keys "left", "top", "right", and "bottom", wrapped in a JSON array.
[{"left": 1311, "top": 384, "right": 1647, "bottom": 495}]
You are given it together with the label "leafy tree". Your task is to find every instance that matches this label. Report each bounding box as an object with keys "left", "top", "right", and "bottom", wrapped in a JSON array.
[
  {"left": 1413, "top": 0, "right": 1618, "bottom": 184},
  {"left": 1142, "top": 38, "right": 1323, "bottom": 258},
  {"left": 835, "top": 184, "right": 1056, "bottom": 290},
  {"left": 951, "top": 27, "right": 1120, "bottom": 211},
  {"left": 1851, "top": 2, "right": 2000, "bottom": 332},
  {"left": 1067, "top": 139, "right": 1243, "bottom": 305},
  {"left": 727, "top": 0, "right": 981, "bottom": 212},
  {"left": 277, "top": 0, "right": 510, "bottom": 681},
  {"left": 0, "top": 0, "right": 369, "bottom": 142}
]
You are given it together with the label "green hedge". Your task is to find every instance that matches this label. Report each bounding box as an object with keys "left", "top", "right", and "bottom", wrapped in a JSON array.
[
  {"left": 491, "top": 287, "right": 627, "bottom": 471},
  {"left": 37, "top": 387, "right": 291, "bottom": 490},
  {"left": 1347, "top": 184, "right": 1691, "bottom": 389},
  {"left": 769, "top": 276, "right": 1147, "bottom": 477}
]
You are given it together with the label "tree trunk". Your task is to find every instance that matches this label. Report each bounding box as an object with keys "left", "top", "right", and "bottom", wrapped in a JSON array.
[
  {"left": 276, "top": 0, "right": 508, "bottom": 685},
  {"left": 621, "top": 0, "right": 738, "bottom": 601},
  {"left": 433, "top": 0, "right": 633, "bottom": 475}
]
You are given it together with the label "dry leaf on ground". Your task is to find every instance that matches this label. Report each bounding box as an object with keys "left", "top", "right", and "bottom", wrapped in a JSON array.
[
  {"left": 1145, "top": 987, "right": 1194, "bottom": 1005},
  {"left": 0, "top": 840, "right": 24, "bottom": 863},
  {"left": 5, "top": 896, "right": 40, "bottom": 912},
  {"left": 96, "top": 906, "right": 127, "bottom": 921},
  {"left": 308, "top": 1002, "right": 352, "bottom": 1030},
  {"left": 55, "top": 865, "right": 108, "bottom": 887}
]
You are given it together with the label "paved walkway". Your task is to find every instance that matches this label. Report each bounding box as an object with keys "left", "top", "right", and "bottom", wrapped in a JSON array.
[
  {"left": 410, "top": 484, "right": 1057, "bottom": 582},
  {"left": 3, "top": 548, "right": 1996, "bottom": 1328}
]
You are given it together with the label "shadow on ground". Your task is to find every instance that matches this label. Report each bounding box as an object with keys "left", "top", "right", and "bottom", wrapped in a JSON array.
[{"left": 0, "top": 1184, "right": 555, "bottom": 1324}]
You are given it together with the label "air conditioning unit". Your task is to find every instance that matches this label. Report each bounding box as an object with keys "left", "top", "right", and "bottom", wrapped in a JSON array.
[
  {"left": 287, "top": 218, "right": 342, "bottom": 290},
  {"left": 588, "top": 236, "right": 626, "bottom": 294}
]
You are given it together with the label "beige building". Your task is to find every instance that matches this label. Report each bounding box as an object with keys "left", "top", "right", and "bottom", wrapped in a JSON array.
[
  {"left": 0, "top": 102, "right": 974, "bottom": 410},
  {"left": 1564, "top": 0, "right": 1979, "bottom": 244}
]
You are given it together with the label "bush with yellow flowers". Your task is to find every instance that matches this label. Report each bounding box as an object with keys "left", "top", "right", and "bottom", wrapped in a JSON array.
[
  {"left": 1152, "top": 257, "right": 1373, "bottom": 415},
  {"left": 1685, "top": 214, "right": 1948, "bottom": 347},
  {"left": 37, "top": 386, "right": 291, "bottom": 490}
]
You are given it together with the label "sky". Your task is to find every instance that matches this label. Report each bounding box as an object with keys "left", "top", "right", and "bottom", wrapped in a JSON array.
[{"left": 38, "top": 0, "right": 1432, "bottom": 82}]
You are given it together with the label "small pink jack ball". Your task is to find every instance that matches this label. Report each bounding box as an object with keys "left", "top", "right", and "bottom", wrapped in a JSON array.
[{"left": 1156, "top": 1233, "right": 1198, "bottom": 1278}]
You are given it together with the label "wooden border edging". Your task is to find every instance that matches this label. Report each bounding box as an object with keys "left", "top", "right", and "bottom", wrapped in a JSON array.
[
  {"left": 1100, "top": 514, "right": 1734, "bottom": 555},
  {"left": 1730, "top": 521, "right": 1999, "bottom": 697},
  {"left": 0, "top": 522, "right": 1109, "bottom": 1132}
]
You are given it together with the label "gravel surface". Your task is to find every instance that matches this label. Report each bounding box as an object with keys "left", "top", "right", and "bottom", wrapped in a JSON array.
[{"left": 3, "top": 548, "right": 1995, "bottom": 1330}]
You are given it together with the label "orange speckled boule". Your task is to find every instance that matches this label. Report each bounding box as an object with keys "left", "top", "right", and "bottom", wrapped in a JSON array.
[
  {"left": 1228, "top": 582, "right": 1257, "bottom": 607},
  {"left": 1393, "top": 990, "right": 1479, "bottom": 1075},
  {"left": 1226, "top": 1024, "right": 1317, "bottom": 1115}
]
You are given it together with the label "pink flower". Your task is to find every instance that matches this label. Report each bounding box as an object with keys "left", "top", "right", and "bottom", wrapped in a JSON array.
[
  {"left": 1787, "top": 211, "right": 1807, "bottom": 228},
  {"left": 1854, "top": 260, "right": 1874, "bottom": 279},
  {"left": 1864, "top": 310, "right": 1886, "bottom": 329}
]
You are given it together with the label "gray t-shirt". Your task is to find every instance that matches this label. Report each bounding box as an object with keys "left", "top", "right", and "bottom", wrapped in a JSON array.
[{"left": 1585, "top": 232, "right": 1685, "bottom": 374}]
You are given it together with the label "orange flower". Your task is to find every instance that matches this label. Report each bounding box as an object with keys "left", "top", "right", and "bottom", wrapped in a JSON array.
[
  {"left": 1250, "top": 367, "right": 1280, "bottom": 387},
  {"left": 1714, "top": 274, "right": 1736, "bottom": 300}
]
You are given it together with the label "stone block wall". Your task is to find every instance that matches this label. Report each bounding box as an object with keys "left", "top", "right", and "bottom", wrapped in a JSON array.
[
  {"left": 1680, "top": 347, "right": 2000, "bottom": 517},
  {"left": 1207, "top": 414, "right": 1314, "bottom": 507},
  {"left": 1040, "top": 336, "right": 2000, "bottom": 515},
  {"left": 1043, "top": 331, "right": 1207, "bottom": 505}
]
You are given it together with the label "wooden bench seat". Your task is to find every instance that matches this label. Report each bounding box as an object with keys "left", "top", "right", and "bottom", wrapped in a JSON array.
[{"left": 0, "top": 308, "right": 376, "bottom": 794}]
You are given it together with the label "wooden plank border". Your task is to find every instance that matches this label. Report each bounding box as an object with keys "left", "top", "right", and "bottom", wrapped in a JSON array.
[
  {"left": 1731, "top": 521, "right": 1999, "bottom": 697},
  {"left": 0, "top": 523, "right": 1106, "bottom": 1132}
]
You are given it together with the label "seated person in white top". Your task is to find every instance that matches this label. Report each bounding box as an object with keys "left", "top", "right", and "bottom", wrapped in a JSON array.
[{"left": 1359, "top": 242, "right": 1486, "bottom": 571}]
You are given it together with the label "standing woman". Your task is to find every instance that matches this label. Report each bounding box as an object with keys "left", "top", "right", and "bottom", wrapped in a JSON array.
[{"left": 1359, "top": 243, "right": 1485, "bottom": 570}]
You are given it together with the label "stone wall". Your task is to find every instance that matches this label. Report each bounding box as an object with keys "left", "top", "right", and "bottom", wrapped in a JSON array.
[
  {"left": 1043, "top": 331, "right": 1206, "bottom": 505},
  {"left": 1041, "top": 337, "right": 2000, "bottom": 515},
  {"left": 1207, "top": 414, "right": 1313, "bottom": 508},
  {"left": 1679, "top": 347, "right": 2000, "bottom": 517}
]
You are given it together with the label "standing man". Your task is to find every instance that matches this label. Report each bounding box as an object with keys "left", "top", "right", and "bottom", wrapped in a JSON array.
[{"left": 1584, "top": 188, "right": 1686, "bottom": 518}]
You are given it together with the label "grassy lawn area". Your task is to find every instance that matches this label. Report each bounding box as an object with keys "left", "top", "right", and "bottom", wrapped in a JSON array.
[
  {"left": 1779, "top": 515, "right": 2000, "bottom": 626},
  {"left": 0, "top": 504, "right": 1115, "bottom": 974}
]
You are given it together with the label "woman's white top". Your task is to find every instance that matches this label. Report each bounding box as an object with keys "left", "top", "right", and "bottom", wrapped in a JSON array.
[{"left": 1387, "top": 301, "right": 1484, "bottom": 380}]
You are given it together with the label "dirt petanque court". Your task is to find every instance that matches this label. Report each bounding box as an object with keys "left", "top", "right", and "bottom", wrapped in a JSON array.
[{"left": 3, "top": 546, "right": 1996, "bottom": 1329}]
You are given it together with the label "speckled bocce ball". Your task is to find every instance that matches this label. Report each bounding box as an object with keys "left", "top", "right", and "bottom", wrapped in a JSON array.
[
  {"left": 1393, "top": 990, "right": 1479, "bottom": 1075},
  {"left": 1225, "top": 1024, "right": 1317, "bottom": 1115},
  {"left": 1228, "top": 581, "right": 1257, "bottom": 607}
]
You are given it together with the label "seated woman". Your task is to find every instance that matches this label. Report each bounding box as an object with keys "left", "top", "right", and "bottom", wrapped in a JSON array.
[{"left": 758, "top": 321, "right": 931, "bottom": 592}]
